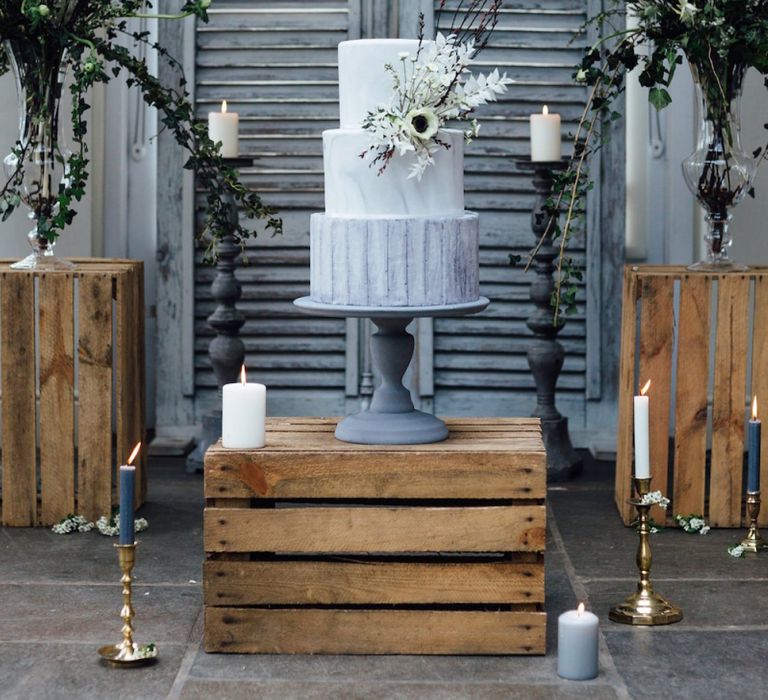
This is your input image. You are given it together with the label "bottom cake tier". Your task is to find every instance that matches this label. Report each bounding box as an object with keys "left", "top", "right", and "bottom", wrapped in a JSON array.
[{"left": 309, "top": 212, "right": 480, "bottom": 307}]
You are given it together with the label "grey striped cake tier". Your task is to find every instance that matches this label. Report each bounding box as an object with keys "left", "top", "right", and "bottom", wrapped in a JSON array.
[{"left": 309, "top": 212, "right": 480, "bottom": 307}]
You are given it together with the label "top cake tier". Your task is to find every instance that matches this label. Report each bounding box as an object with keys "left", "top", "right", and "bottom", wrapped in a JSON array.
[{"left": 338, "top": 38, "right": 424, "bottom": 128}]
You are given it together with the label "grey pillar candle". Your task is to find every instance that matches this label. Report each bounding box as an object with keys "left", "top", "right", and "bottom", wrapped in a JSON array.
[
  {"left": 557, "top": 604, "right": 599, "bottom": 680},
  {"left": 748, "top": 397, "right": 761, "bottom": 493}
]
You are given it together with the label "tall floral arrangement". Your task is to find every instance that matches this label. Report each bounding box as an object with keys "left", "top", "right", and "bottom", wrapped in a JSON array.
[
  {"left": 361, "top": 1, "right": 512, "bottom": 180},
  {"left": 0, "top": 0, "right": 281, "bottom": 257},
  {"left": 539, "top": 0, "right": 768, "bottom": 318}
]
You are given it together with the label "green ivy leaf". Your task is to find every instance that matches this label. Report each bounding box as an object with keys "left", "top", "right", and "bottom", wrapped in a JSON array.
[{"left": 648, "top": 87, "right": 672, "bottom": 111}]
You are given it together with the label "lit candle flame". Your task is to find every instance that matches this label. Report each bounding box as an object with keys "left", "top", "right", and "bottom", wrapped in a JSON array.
[
  {"left": 127, "top": 442, "right": 141, "bottom": 466},
  {"left": 543, "top": 104, "right": 549, "bottom": 116},
  {"left": 577, "top": 602, "right": 585, "bottom": 615},
  {"left": 240, "top": 364, "right": 247, "bottom": 386},
  {"left": 221, "top": 100, "right": 228, "bottom": 114},
  {"left": 753, "top": 396, "right": 759, "bottom": 421},
  {"left": 640, "top": 379, "right": 651, "bottom": 396}
]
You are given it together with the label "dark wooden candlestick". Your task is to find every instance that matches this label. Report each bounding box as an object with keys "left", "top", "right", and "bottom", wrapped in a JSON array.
[
  {"left": 517, "top": 157, "right": 582, "bottom": 480},
  {"left": 186, "top": 157, "right": 252, "bottom": 472}
]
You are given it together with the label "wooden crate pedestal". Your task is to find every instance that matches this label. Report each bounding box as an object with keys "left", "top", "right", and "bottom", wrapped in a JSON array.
[
  {"left": 204, "top": 417, "right": 546, "bottom": 655},
  {"left": 615, "top": 265, "right": 768, "bottom": 527},
  {"left": 0, "top": 259, "right": 146, "bottom": 526}
]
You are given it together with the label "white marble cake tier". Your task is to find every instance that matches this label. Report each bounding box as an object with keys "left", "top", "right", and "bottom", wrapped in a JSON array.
[
  {"left": 339, "top": 38, "right": 429, "bottom": 128},
  {"left": 310, "top": 212, "right": 480, "bottom": 307},
  {"left": 323, "top": 128, "right": 465, "bottom": 217}
]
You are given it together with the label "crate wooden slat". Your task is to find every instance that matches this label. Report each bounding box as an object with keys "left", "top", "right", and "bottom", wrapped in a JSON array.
[
  {"left": 204, "top": 558, "right": 544, "bottom": 607},
  {"left": 1, "top": 273, "right": 37, "bottom": 526},
  {"left": 204, "top": 417, "right": 547, "bottom": 655},
  {"left": 205, "top": 608, "right": 545, "bottom": 656},
  {"left": 615, "top": 266, "right": 766, "bottom": 527},
  {"left": 0, "top": 260, "right": 146, "bottom": 526},
  {"left": 39, "top": 273, "right": 76, "bottom": 524}
]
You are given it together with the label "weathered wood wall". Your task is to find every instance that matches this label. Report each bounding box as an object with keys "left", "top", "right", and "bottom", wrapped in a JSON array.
[{"left": 189, "top": 0, "right": 600, "bottom": 426}]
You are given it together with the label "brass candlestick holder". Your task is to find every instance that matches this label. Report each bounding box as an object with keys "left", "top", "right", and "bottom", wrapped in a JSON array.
[
  {"left": 609, "top": 477, "right": 683, "bottom": 626},
  {"left": 740, "top": 491, "right": 767, "bottom": 552},
  {"left": 98, "top": 543, "right": 158, "bottom": 666}
]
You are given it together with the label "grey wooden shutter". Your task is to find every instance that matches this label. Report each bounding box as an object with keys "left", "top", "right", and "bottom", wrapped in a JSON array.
[
  {"left": 431, "top": 1, "right": 589, "bottom": 427},
  {"left": 193, "top": 1, "right": 360, "bottom": 417}
]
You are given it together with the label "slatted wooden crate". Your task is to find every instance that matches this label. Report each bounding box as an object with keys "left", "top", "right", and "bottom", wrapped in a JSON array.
[
  {"left": 615, "top": 265, "right": 768, "bottom": 527},
  {"left": 0, "top": 259, "right": 146, "bottom": 526},
  {"left": 204, "top": 417, "right": 546, "bottom": 655}
]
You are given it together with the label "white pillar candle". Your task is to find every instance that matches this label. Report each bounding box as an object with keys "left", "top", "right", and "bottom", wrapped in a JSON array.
[
  {"left": 557, "top": 603, "right": 599, "bottom": 680},
  {"left": 634, "top": 379, "right": 651, "bottom": 479},
  {"left": 530, "top": 105, "right": 562, "bottom": 162},
  {"left": 222, "top": 365, "right": 266, "bottom": 449},
  {"left": 208, "top": 100, "right": 239, "bottom": 158}
]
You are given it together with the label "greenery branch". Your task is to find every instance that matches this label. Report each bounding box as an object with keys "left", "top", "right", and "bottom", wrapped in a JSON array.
[
  {"left": 523, "top": 0, "right": 768, "bottom": 323},
  {"left": 0, "top": 0, "right": 281, "bottom": 256}
]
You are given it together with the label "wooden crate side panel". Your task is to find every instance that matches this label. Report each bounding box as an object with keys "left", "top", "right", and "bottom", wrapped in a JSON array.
[
  {"left": 77, "top": 273, "right": 114, "bottom": 521},
  {"left": 753, "top": 276, "right": 768, "bottom": 526},
  {"left": 204, "top": 559, "right": 545, "bottom": 606},
  {"left": 205, "top": 451, "right": 546, "bottom": 500},
  {"left": 115, "top": 265, "right": 145, "bottom": 507},
  {"left": 615, "top": 267, "right": 639, "bottom": 524},
  {"left": 709, "top": 276, "right": 750, "bottom": 527},
  {"left": 1, "top": 273, "right": 37, "bottom": 526},
  {"left": 39, "top": 273, "right": 75, "bottom": 525},
  {"left": 672, "top": 275, "right": 711, "bottom": 518},
  {"left": 205, "top": 505, "right": 545, "bottom": 554},
  {"left": 136, "top": 263, "right": 147, "bottom": 502},
  {"left": 638, "top": 275, "right": 675, "bottom": 523},
  {"left": 204, "top": 608, "right": 546, "bottom": 655}
]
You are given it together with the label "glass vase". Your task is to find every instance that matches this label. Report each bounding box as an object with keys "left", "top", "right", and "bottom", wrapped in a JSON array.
[
  {"left": 2, "top": 39, "right": 75, "bottom": 270},
  {"left": 682, "top": 61, "right": 757, "bottom": 271}
]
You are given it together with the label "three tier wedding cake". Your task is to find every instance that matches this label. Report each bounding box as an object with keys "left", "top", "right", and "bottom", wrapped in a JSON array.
[{"left": 309, "top": 38, "right": 483, "bottom": 309}]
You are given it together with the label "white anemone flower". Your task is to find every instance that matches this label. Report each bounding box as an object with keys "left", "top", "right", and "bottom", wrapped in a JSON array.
[{"left": 405, "top": 108, "right": 439, "bottom": 141}]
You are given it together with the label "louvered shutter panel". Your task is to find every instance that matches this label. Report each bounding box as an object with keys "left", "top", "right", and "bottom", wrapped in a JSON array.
[
  {"left": 194, "top": 1, "right": 359, "bottom": 416},
  {"left": 193, "top": 1, "right": 590, "bottom": 423},
  {"left": 431, "top": 1, "right": 588, "bottom": 425}
]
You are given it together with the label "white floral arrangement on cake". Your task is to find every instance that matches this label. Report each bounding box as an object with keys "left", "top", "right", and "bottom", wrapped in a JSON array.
[{"left": 361, "top": 3, "right": 513, "bottom": 180}]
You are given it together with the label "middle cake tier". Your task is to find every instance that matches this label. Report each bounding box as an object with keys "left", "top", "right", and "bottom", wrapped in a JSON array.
[
  {"left": 310, "top": 212, "right": 480, "bottom": 307},
  {"left": 323, "top": 128, "right": 466, "bottom": 217}
]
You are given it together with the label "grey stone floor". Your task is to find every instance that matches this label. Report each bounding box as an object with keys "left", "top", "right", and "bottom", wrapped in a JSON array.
[{"left": 2, "top": 455, "right": 767, "bottom": 700}]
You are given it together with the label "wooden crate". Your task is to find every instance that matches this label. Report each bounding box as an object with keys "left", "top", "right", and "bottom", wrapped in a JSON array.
[
  {"left": 0, "top": 259, "right": 146, "bottom": 526},
  {"left": 204, "top": 417, "right": 546, "bottom": 655},
  {"left": 615, "top": 265, "right": 768, "bottom": 527}
]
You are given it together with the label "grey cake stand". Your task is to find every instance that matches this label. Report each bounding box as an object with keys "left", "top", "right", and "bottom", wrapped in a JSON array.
[{"left": 294, "top": 297, "right": 489, "bottom": 445}]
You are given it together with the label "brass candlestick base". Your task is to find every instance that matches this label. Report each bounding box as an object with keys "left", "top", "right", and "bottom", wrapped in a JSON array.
[
  {"left": 98, "top": 543, "right": 158, "bottom": 667},
  {"left": 740, "top": 491, "right": 767, "bottom": 553},
  {"left": 609, "top": 477, "right": 683, "bottom": 626}
]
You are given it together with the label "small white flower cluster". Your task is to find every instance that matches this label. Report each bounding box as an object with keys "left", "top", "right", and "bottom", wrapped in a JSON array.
[
  {"left": 728, "top": 544, "right": 745, "bottom": 558},
  {"left": 675, "top": 514, "right": 710, "bottom": 535},
  {"left": 136, "top": 643, "right": 158, "bottom": 659},
  {"left": 361, "top": 32, "right": 513, "bottom": 180},
  {"left": 51, "top": 514, "right": 95, "bottom": 534},
  {"left": 95, "top": 515, "right": 149, "bottom": 537},
  {"left": 51, "top": 512, "right": 149, "bottom": 536},
  {"left": 639, "top": 490, "right": 670, "bottom": 509}
]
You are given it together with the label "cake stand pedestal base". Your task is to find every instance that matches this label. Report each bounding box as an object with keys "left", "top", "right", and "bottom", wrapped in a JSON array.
[{"left": 294, "top": 297, "right": 488, "bottom": 445}]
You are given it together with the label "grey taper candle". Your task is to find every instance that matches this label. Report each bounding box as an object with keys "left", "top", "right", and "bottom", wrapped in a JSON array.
[{"left": 118, "top": 465, "right": 135, "bottom": 545}]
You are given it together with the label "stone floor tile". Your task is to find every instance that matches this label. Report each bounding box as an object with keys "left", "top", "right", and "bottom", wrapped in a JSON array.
[
  {"left": 0, "top": 641, "right": 185, "bottom": 700},
  {"left": 178, "top": 679, "right": 621, "bottom": 700},
  {"left": 603, "top": 629, "right": 768, "bottom": 700},
  {"left": 0, "top": 583, "right": 200, "bottom": 644},
  {"left": 586, "top": 577, "right": 768, "bottom": 629}
]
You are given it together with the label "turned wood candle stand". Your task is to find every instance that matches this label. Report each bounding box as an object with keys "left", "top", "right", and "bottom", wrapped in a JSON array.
[
  {"left": 516, "top": 157, "right": 581, "bottom": 480},
  {"left": 187, "top": 157, "right": 253, "bottom": 472}
]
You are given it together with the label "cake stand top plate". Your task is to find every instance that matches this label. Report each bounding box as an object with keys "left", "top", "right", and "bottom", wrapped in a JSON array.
[{"left": 294, "top": 296, "right": 490, "bottom": 319}]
